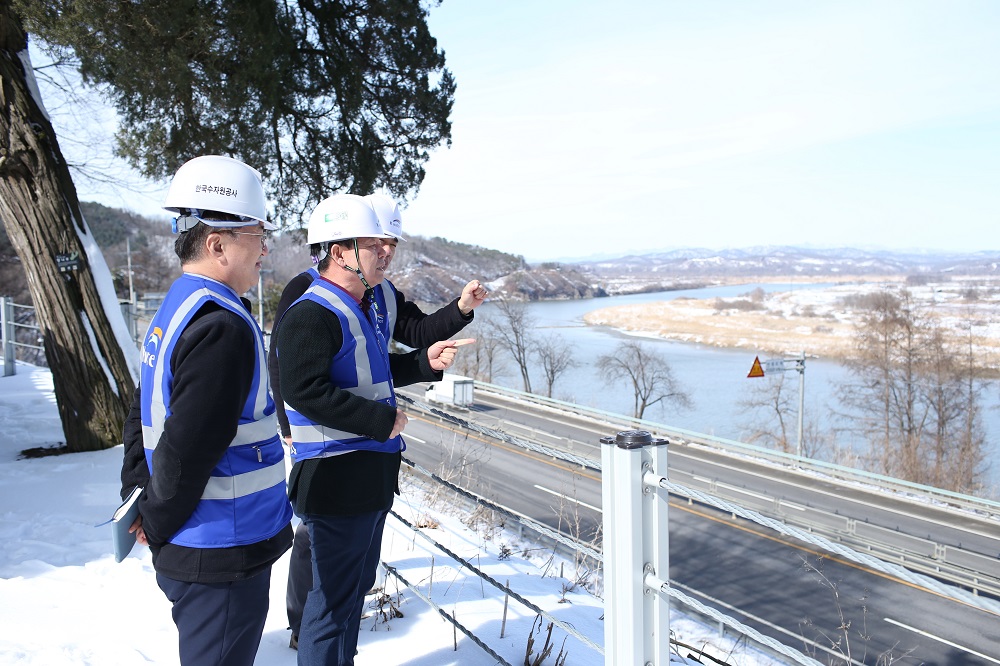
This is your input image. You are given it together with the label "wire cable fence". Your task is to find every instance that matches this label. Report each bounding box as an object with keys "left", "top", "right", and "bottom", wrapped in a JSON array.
[
  {"left": 401, "top": 454, "right": 603, "bottom": 566},
  {"left": 403, "top": 391, "right": 1000, "bottom": 664},
  {"left": 380, "top": 562, "right": 516, "bottom": 666},
  {"left": 387, "top": 508, "right": 605, "bottom": 656},
  {"left": 397, "top": 393, "right": 599, "bottom": 471}
]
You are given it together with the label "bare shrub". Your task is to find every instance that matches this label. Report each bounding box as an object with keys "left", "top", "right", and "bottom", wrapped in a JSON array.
[
  {"left": 837, "top": 291, "right": 900, "bottom": 311},
  {"left": 712, "top": 298, "right": 765, "bottom": 311},
  {"left": 523, "top": 614, "right": 568, "bottom": 666},
  {"left": 414, "top": 513, "right": 439, "bottom": 529}
]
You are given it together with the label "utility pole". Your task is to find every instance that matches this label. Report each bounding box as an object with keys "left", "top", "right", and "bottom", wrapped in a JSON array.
[{"left": 126, "top": 236, "right": 135, "bottom": 305}]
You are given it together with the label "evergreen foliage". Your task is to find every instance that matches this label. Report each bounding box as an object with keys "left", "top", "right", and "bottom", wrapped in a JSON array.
[{"left": 16, "top": 0, "right": 455, "bottom": 224}]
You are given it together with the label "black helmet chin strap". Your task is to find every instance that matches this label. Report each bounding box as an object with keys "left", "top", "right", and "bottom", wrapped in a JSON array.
[
  {"left": 349, "top": 241, "right": 375, "bottom": 292},
  {"left": 339, "top": 240, "right": 376, "bottom": 314}
]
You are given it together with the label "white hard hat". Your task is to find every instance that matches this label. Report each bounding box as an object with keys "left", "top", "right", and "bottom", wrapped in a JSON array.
[
  {"left": 307, "top": 194, "right": 391, "bottom": 246},
  {"left": 365, "top": 193, "right": 404, "bottom": 241},
  {"left": 163, "top": 155, "right": 275, "bottom": 231}
]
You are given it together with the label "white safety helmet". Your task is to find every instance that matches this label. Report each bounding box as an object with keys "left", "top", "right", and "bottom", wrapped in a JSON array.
[
  {"left": 163, "top": 155, "right": 275, "bottom": 231},
  {"left": 365, "top": 193, "right": 405, "bottom": 241},
  {"left": 307, "top": 194, "right": 391, "bottom": 246}
]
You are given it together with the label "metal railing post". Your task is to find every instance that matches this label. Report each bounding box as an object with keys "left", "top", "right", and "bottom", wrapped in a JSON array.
[
  {"left": 601, "top": 429, "right": 669, "bottom": 665},
  {"left": 120, "top": 299, "right": 139, "bottom": 346},
  {"left": 1, "top": 297, "right": 14, "bottom": 377}
]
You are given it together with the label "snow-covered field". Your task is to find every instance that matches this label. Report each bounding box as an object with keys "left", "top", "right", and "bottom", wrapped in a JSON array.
[
  {"left": 585, "top": 277, "right": 1000, "bottom": 369},
  {"left": 0, "top": 363, "right": 780, "bottom": 666}
]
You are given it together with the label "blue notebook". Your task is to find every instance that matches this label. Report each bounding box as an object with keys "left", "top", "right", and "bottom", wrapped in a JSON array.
[{"left": 112, "top": 486, "right": 143, "bottom": 563}]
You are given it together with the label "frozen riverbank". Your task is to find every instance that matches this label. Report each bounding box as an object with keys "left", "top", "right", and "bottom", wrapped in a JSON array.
[{"left": 583, "top": 277, "right": 1000, "bottom": 375}]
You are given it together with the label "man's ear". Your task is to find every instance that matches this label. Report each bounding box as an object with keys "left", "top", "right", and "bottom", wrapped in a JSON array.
[
  {"left": 205, "top": 230, "right": 227, "bottom": 261},
  {"left": 326, "top": 242, "right": 346, "bottom": 266}
]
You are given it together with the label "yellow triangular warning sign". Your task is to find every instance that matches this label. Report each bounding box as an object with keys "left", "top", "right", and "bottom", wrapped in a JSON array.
[{"left": 747, "top": 356, "right": 765, "bottom": 378}]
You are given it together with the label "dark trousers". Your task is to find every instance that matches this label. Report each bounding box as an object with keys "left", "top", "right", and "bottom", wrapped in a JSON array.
[
  {"left": 156, "top": 569, "right": 271, "bottom": 666},
  {"left": 297, "top": 509, "right": 388, "bottom": 666},
  {"left": 286, "top": 521, "right": 313, "bottom": 637}
]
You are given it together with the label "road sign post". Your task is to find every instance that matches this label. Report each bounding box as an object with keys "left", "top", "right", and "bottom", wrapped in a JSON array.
[{"left": 747, "top": 352, "right": 806, "bottom": 458}]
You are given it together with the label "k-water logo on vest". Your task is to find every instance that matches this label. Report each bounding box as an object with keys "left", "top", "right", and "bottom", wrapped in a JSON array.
[{"left": 142, "top": 326, "right": 163, "bottom": 368}]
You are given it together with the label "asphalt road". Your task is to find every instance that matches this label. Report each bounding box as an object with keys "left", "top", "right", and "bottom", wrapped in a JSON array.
[{"left": 397, "top": 387, "right": 1000, "bottom": 665}]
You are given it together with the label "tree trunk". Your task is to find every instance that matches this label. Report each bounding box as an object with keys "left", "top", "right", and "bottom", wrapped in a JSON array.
[{"left": 0, "top": 7, "right": 134, "bottom": 452}]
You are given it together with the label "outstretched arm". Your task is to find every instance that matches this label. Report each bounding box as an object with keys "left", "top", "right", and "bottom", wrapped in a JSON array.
[{"left": 389, "top": 279, "right": 486, "bottom": 348}]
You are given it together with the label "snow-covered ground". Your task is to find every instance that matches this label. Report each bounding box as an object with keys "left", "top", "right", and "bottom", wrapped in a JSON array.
[{"left": 0, "top": 362, "right": 780, "bottom": 666}]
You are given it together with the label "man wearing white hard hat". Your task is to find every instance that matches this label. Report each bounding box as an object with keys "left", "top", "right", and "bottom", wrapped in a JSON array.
[
  {"left": 119, "top": 155, "right": 293, "bottom": 666},
  {"left": 275, "top": 194, "right": 471, "bottom": 665},
  {"left": 270, "top": 192, "right": 487, "bottom": 649}
]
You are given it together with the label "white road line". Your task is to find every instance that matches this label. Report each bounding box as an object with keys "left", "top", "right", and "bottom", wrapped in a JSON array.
[
  {"left": 717, "top": 482, "right": 771, "bottom": 502},
  {"left": 884, "top": 617, "right": 1000, "bottom": 664},
  {"left": 533, "top": 484, "right": 601, "bottom": 513},
  {"left": 405, "top": 434, "right": 427, "bottom": 444}
]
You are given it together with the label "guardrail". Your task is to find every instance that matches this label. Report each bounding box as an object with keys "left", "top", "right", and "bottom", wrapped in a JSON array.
[
  {"left": 1, "top": 296, "right": 45, "bottom": 375},
  {"left": 475, "top": 381, "right": 1000, "bottom": 520},
  {"left": 0, "top": 297, "right": 144, "bottom": 376},
  {"left": 470, "top": 383, "right": 1000, "bottom": 600}
]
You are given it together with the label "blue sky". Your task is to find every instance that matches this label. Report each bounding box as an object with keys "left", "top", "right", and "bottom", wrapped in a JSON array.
[{"left": 64, "top": 1, "right": 1000, "bottom": 261}]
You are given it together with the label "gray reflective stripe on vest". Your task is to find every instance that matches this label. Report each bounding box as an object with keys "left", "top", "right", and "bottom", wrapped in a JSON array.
[
  {"left": 145, "top": 282, "right": 272, "bottom": 452},
  {"left": 285, "top": 380, "right": 392, "bottom": 443},
  {"left": 142, "top": 416, "right": 277, "bottom": 452},
  {"left": 289, "top": 423, "right": 364, "bottom": 444},
  {"left": 382, "top": 281, "right": 398, "bottom": 339},
  {"left": 200, "top": 459, "right": 287, "bottom": 500},
  {"left": 308, "top": 285, "right": 374, "bottom": 388}
]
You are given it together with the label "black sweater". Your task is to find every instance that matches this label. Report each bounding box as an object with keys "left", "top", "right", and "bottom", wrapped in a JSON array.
[
  {"left": 121, "top": 300, "right": 292, "bottom": 583},
  {"left": 276, "top": 295, "right": 442, "bottom": 516}
]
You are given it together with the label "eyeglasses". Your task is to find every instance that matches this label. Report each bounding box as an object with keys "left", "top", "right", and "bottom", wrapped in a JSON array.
[{"left": 230, "top": 230, "right": 271, "bottom": 249}]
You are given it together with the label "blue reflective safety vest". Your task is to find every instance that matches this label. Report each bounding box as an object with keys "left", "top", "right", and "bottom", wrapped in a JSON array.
[
  {"left": 140, "top": 273, "right": 292, "bottom": 548},
  {"left": 284, "top": 279, "right": 404, "bottom": 463}
]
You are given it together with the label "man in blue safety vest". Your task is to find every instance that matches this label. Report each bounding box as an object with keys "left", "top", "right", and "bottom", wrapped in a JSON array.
[
  {"left": 120, "top": 155, "right": 294, "bottom": 666},
  {"left": 275, "top": 193, "right": 472, "bottom": 665}
]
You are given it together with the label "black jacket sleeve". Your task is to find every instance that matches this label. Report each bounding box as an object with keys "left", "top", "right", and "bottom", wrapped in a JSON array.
[
  {"left": 391, "top": 286, "right": 473, "bottom": 349},
  {"left": 120, "top": 384, "right": 149, "bottom": 501},
  {"left": 277, "top": 300, "right": 440, "bottom": 443},
  {"left": 268, "top": 272, "right": 315, "bottom": 438},
  {"left": 136, "top": 303, "right": 257, "bottom": 547}
]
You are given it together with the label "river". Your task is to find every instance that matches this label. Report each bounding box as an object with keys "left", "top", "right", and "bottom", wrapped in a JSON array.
[{"left": 473, "top": 283, "right": 1000, "bottom": 493}]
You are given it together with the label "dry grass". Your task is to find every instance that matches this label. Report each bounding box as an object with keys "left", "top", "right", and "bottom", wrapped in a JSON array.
[
  {"left": 584, "top": 299, "right": 858, "bottom": 360},
  {"left": 583, "top": 277, "right": 1000, "bottom": 373}
]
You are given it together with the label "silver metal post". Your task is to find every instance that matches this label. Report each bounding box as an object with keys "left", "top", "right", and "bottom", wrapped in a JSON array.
[
  {"left": 600, "top": 430, "right": 669, "bottom": 664},
  {"left": 1, "top": 297, "right": 14, "bottom": 377}
]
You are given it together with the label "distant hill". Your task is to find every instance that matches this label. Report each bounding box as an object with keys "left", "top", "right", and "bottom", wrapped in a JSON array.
[
  {"left": 388, "top": 237, "right": 607, "bottom": 303},
  {"left": 4, "top": 205, "right": 1000, "bottom": 307},
  {"left": 577, "top": 246, "right": 1000, "bottom": 295}
]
